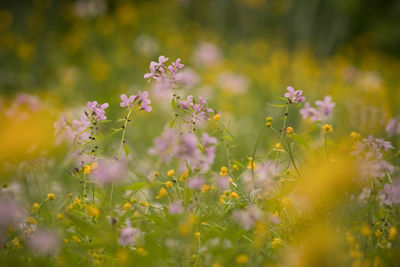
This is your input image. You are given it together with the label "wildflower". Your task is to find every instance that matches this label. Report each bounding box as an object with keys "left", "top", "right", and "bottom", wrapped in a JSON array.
[
  {"left": 47, "top": 193, "right": 56, "bottom": 201},
  {"left": 86, "top": 101, "right": 109, "bottom": 121},
  {"left": 361, "top": 224, "right": 371, "bottom": 236},
  {"left": 247, "top": 160, "right": 258, "bottom": 171},
  {"left": 271, "top": 237, "right": 281, "bottom": 248},
  {"left": 92, "top": 160, "right": 127, "bottom": 184},
  {"left": 269, "top": 212, "right": 280, "bottom": 225},
  {"left": 119, "top": 219, "right": 141, "bottom": 246},
  {"left": 86, "top": 205, "right": 100, "bottom": 217},
  {"left": 201, "top": 184, "right": 210, "bottom": 193},
  {"left": 120, "top": 94, "right": 135, "bottom": 108},
  {"left": 231, "top": 192, "right": 239, "bottom": 199},
  {"left": 233, "top": 164, "right": 239, "bottom": 171},
  {"left": 389, "top": 227, "right": 397, "bottom": 240},
  {"left": 285, "top": 127, "right": 294, "bottom": 136},
  {"left": 137, "top": 91, "right": 152, "bottom": 112},
  {"left": 72, "top": 235, "right": 81, "bottom": 243},
  {"left": 188, "top": 176, "right": 205, "bottom": 190},
  {"left": 28, "top": 229, "right": 60, "bottom": 255},
  {"left": 137, "top": 247, "right": 148, "bottom": 256},
  {"left": 282, "top": 196, "right": 291, "bottom": 207},
  {"left": 386, "top": 118, "right": 400, "bottom": 137},
  {"left": 83, "top": 164, "right": 91, "bottom": 174},
  {"left": 165, "top": 181, "right": 173, "bottom": 189},
  {"left": 213, "top": 113, "right": 220, "bottom": 121},
  {"left": 122, "top": 202, "right": 131, "bottom": 211},
  {"left": 74, "top": 197, "right": 82, "bottom": 207},
  {"left": 275, "top": 143, "right": 281, "bottom": 150},
  {"left": 194, "top": 232, "right": 201, "bottom": 238},
  {"left": 284, "top": 86, "right": 305, "bottom": 103},
  {"left": 179, "top": 95, "right": 213, "bottom": 119},
  {"left": 27, "top": 216, "right": 37, "bottom": 225},
  {"left": 168, "top": 201, "right": 184, "bottom": 215},
  {"left": 236, "top": 254, "right": 249, "bottom": 264},
  {"left": 167, "top": 169, "right": 175, "bottom": 177},
  {"left": 220, "top": 166, "right": 228, "bottom": 176},
  {"left": 193, "top": 42, "right": 222, "bottom": 66},
  {"left": 300, "top": 95, "right": 335, "bottom": 121},
  {"left": 322, "top": 124, "right": 333, "bottom": 134},
  {"left": 350, "top": 131, "right": 361, "bottom": 141},
  {"left": 56, "top": 214, "right": 64, "bottom": 220},
  {"left": 233, "top": 206, "right": 263, "bottom": 230},
  {"left": 156, "top": 187, "right": 168, "bottom": 199},
  {"left": 379, "top": 184, "right": 400, "bottom": 205},
  {"left": 32, "top": 202, "right": 40, "bottom": 213},
  {"left": 12, "top": 237, "right": 21, "bottom": 248},
  {"left": 66, "top": 203, "right": 73, "bottom": 213}
]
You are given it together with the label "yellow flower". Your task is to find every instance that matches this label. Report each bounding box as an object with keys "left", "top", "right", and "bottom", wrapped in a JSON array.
[
  {"left": 86, "top": 205, "right": 100, "bottom": 217},
  {"left": 66, "top": 203, "right": 73, "bottom": 213},
  {"left": 91, "top": 162, "right": 98, "bottom": 170},
  {"left": 233, "top": 164, "right": 239, "bottom": 171},
  {"left": 165, "top": 181, "right": 173, "bottom": 189},
  {"left": 194, "top": 232, "right": 201, "bottom": 238},
  {"left": 167, "top": 169, "right": 175, "bottom": 177},
  {"left": 231, "top": 192, "right": 239, "bottom": 199},
  {"left": 179, "top": 169, "right": 189, "bottom": 182},
  {"left": 213, "top": 113, "right": 221, "bottom": 121},
  {"left": 389, "top": 227, "right": 397, "bottom": 240},
  {"left": 56, "top": 213, "right": 64, "bottom": 220},
  {"left": 271, "top": 237, "right": 281, "bottom": 248},
  {"left": 136, "top": 247, "right": 148, "bottom": 256},
  {"left": 282, "top": 196, "right": 291, "bottom": 207},
  {"left": 154, "top": 171, "right": 160, "bottom": 177},
  {"left": 275, "top": 143, "right": 281, "bottom": 150},
  {"left": 361, "top": 224, "right": 371, "bottom": 237},
  {"left": 236, "top": 254, "right": 249, "bottom": 264},
  {"left": 72, "top": 235, "right": 81, "bottom": 243},
  {"left": 219, "top": 166, "right": 228, "bottom": 176},
  {"left": 156, "top": 187, "right": 168, "bottom": 199},
  {"left": 32, "top": 202, "right": 40, "bottom": 213},
  {"left": 247, "top": 159, "right": 257, "bottom": 171},
  {"left": 27, "top": 216, "right": 37, "bottom": 225},
  {"left": 201, "top": 184, "right": 210, "bottom": 193},
  {"left": 350, "top": 131, "right": 361, "bottom": 140},
  {"left": 47, "top": 193, "right": 55, "bottom": 201},
  {"left": 122, "top": 202, "right": 132, "bottom": 211},
  {"left": 285, "top": 126, "right": 294, "bottom": 136},
  {"left": 74, "top": 197, "right": 82, "bottom": 207},
  {"left": 83, "top": 164, "right": 91, "bottom": 174},
  {"left": 322, "top": 124, "right": 333, "bottom": 134}
]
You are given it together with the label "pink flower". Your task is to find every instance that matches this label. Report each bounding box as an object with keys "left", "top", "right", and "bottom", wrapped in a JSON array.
[
  {"left": 120, "top": 94, "right": 135, "bottom": 108},
  {"left": 28, "top": 229, "right": 60, "bottom": 255},
  {"left": 284, "top": 86, "right": 305, "bottom": 103},
  {"left": 168, "top": 201, "right": 184, "bottom": 215}
]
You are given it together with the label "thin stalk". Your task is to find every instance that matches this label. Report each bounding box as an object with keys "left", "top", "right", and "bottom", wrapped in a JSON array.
[{"left": 118, "top": 107, "right": 132, "bottom": 160}]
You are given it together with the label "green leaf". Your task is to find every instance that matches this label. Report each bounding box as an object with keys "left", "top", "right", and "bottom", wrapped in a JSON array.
[
  {"left": 110, "top": 128, "right": 122, "bottom": 136},
  {"left": 223, "top": 135, "right": 233, "bottom": 142},
  {"left": 169, "top": 119, "right": 175, "bottom": 128},
  {"left": 171, "top": 98, "right": 176, "bottom": 110},
  {"left": 291, "top": 133, "right": 309, "bottom": 147},
  {"left": 124, "top": 144, "right": 130, "bottom": 156}
]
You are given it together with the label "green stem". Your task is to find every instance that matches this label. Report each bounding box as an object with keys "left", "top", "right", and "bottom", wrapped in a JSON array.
[{"left": 118, "top": 108, "right": 132, "bottom": 160}]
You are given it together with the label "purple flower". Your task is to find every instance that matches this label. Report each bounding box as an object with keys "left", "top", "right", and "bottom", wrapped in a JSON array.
[
  {"left": 299, "top": 95, "right": 335, "bottom": 121},
  {"left": 0, "top": 197, "right": 22, "bottom": 246},
  {"left": 188, "top": 176, "right": 205, "bottom": 190},
  {"left": 87, "top": 101, "right": 109, "bottom": 121},
  {"left": 386, "top": 118, "right": 400, "bottom": 137},
  {"left": 193, "top": 42, "right": 223, "bottom": 66},
  {"left": 148, "top": 129, "right": 180, "bottom": 162},
  {"left": 120, "top": 94, "right": 135, "bottom": 108},
  {"left": 138, "top": 91, "right": 152, "bottom": 112},
  {"left": 284, "top": 86, "right": 305, "bottom": 103},
  {"left": 180, "top": 95, "right": 194, "bottom": 110},
  {"left": 216, "top": 177, "right": 230, "bottom": 190},
  {"left": 299, "top": 102, "right": 317, "bottom": 120},
  {"left": 168, "top": 201, "right": 184, "bottom": 215},
  {"left": 119, "top": 219, "right": 141, "bottom": 246},
  {"left": 179, "top": 95, "right": 213, "bottom": 120},
  {"left": 28, "top": 229, "right": 60, "bottom": 256},
  {"left": 379, "top": 183, "right": 400, "bottom": 205},
  {"left": 233, "top": 206, "right": 263, "bottom": 230},
  {"left": 93, "top": 160, "right": 127, "bottom": 184}
]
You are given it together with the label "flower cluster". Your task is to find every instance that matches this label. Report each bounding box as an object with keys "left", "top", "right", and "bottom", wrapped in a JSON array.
[
  {"left": 284, "top": 86, "right": 305, "bottom": 103},
  {"left": 149, "top": 129, "right": 217, "bottom": 172},
  {"left": 120, "top": 91, "right": 152, "bottom": 112},
  {"left": 386, "top": 118, "right": 400, "bottom": 137},
  {"left": 300, "top": 95, "right": 335, "bottom": 121},
  {"left": 180, "top": 95, "right": 213, "bottom": 120},
  {"left": 144, "top": 56, "right": 184, "bottom": 84},
  {"left": 87, "top": 101, "right": 109, "bottom": 121}
]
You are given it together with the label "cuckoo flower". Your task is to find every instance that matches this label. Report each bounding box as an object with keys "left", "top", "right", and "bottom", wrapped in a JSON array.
[
  {"left": 300, "top": 95, "right": 335, "bottom": 121},
  {"left": 284, "top": 86, "right": 305, "bottom": 103},
  {"left": 120, "top": 94, "right": 135, "bottom": 108},
  {"left": 87, "top": 101, "right": 109, "bottom": 121}
]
